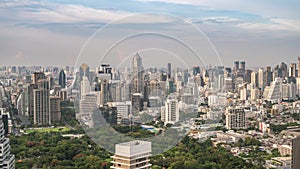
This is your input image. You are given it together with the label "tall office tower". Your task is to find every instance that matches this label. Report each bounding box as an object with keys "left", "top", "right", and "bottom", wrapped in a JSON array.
[
  {"left": 110, "top": 80, "right": 121, "bottom": 102},
  {"left": 47, "top": 76, "right": 55, "bottom": 90},
  {"left": 80, "top": 76, "right": 91, "bottom": 98},
  {"left": 265, "top": 66, "right": 273, "bottom": 86},
  {"left": 251, "top": 71, "right": 258, "bottom": 88},
  {"left": 32, "top": 72, "right": 46, "bottom": 84},
  {"left": 292, "top": 137, "right": 300, "bottom": 169},
  {"left": 244, "top": 69, "right": 252, "bottom": 83},
  {"left": 99, "top": 79, "right": 110, "bottom": 106},
  {"left": 132, "top": 53, "right": 144, "bottom": 94},
  {"left": 79, "top": 63, "right": 90, "bottom": 83},
  {"left": 58, "top": 69, "right": 66, "bottom": 88},
  {"left": 79, "top": 94, "right": 97, "bottom": 127},
  {"left": 110, "top": 140, "right": 152, "bottom": 169},
  {"left": 224, "top": 67, "right": 232, "bottom": 78},
  {"left": 280, "top": 62, "right": 288, "bottom": 79},
  {"left": 167, "top": 63, "right": 171, "bottom": 78},
  {"left": 273, "top": 65, "right": 283, "bottom": 80},
  {"left": 192, "top": 66, "right": 200, "bottom": 76},
  {"left": 143, "top": 80, "right": 149, "bottom": 102},
  {"left": 50, "top": 96, "right": 61, "bottom": 123},
  {"left": 183, "top": 69, "right": 189, "bottom": 84},
  {"left": 161, "top": 98, "right": 179, "bottom": 124},
  {"left": 258, "top": 68, "right": 265, "bottom": 90},
  {"left": 33, "top": 79, "right": 50, "bottom": 125},
  {"left": 225, "top": 107, "right": 246, "bottom": 130},
  {"left": 131, "top": 93, "right": 143, "bottom": 116},
  {"left": 0, "top": 120, "right": 15, "bottom": 169},
  {"left": 218, "top": 74, "right": 225, "bottom": 91},
  {"left": 240, "top": 61, "right": 246, "bottom": 71},
  {"left": 167, "top": 77, "right": 175, "bottom": 94},
  {"left": 27, "top": 84, "right": 38, "bottom": 117},
  {"left": 298, "top": 57, "right": 300, "bottom": 78},
  {"left": 238, "top": 61, "right": 246, "bottom": 78},
  {"left": 282, "top": 82, "right": 296, "bottom": 101},
  {"left": 234, "top": 61, "right": 239, "bottom": 77},
  {"left": 289, "top": 63, "right": 297, "bottom": 77}
]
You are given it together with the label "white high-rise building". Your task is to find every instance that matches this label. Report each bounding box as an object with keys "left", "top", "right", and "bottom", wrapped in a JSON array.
[
  {"left": 112, "top": 102, "right": 131, "bottom": 125},
  {"left": 80, "top": 76, "right": 91, "bottom": 98},
  {"left": 79, "top": 94, "right": 97, "bottom": 127},
  {"left": 258, "top": 68, "right": 265, "bottom": 90},
  {"left": 282, "top": 82, "right": 296, "bottom": 101},
  {"left": 161, "top": 99, "right": 179, "bottom": 124},
  {"left": 0, "top": 121, "right": 15, "bottom": 169},
  {"left": 111, "top": 140, "right": 151, "bottom": 169}
]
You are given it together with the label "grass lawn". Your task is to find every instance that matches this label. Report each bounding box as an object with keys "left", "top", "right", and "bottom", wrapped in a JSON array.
[{"left": 25, "top": 127, "right": 70, "bottom": 133}]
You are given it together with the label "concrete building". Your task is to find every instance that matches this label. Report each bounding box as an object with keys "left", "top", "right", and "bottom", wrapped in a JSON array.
[
  {"left": 225, "top": 107, "right": 246, "bottom": 130},
  {"left": 33, "top": 79, "right": 50, "bottom": 125},
  {"left": 111, "top": 140, "right": 151, "bottom": 169},
  {"left": 132, "top": 53, "right": 144, "bottom": 94},
  {"left": 80, "top": 76, "right": 91, "bottom": 98},
  {"left": 0, "top": 121, "right": 15, "bottom": 169},
  {"left": 131, "top": 93, "right": 143, "bottom": 116},
  {"left": 279, "top": 144, "right": 292, "bottom": 157},
  {"left": 79, "top": 94, "right": 97, "bottom": 127},
  {"left": 50, "top": 96, "right": 61, "bottom": 123},
  {"left": 161, "top": 98, "right": 179, "bottom": 124},
  {"left": 265, "top": 78, "right": 282, "bottom": 102}
]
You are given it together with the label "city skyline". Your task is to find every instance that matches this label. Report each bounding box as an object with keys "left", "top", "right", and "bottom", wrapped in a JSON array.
[{"left": 0, "top": 0, "right": 300, "bottom": 67}]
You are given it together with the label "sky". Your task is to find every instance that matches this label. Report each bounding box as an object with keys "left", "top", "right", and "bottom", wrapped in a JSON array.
[{"left": 0, "top": 0, "right": 300, "bottom": 68}]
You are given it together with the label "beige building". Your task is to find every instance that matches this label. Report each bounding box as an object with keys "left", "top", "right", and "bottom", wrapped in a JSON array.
[
  {"left": 111, "top": 140, "right": 151, "bottom": 169},
  {"left": 278, "top": 145, "right": 292, "bottom": 157}
]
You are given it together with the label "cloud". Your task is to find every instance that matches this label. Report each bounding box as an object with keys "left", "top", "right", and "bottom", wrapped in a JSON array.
[
  {"left": 189, "top": 16, "right": 242, "bottom": 25},
  {"left": 18, "top": 4, "right": 132, "bottom": 23},
  {"left": 135, "top": 0, "right": 300, "bottom": 20},
  {"left": 237, "top": 18, "right": 300, "bottom": 33}
]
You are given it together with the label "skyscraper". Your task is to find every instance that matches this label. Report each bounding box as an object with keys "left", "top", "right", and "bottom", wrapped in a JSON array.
[
  {"left": 132, "top": 53, "right": 144, "bottom": 94},
  {"left": 80, "top": 76, "right": 91, "bottom": 98},
  {"left": 131, "top": 93, "right": 143, "bottom": 116},
  {"left": 298, "top": 57, "right": 300, "bottom": 78},
  {"left": 289, "top": 63, "right": 297, "bottom": 77},
  {"left": 50, "top": 96, "right": 61, "bottom": 123},
  {"left": 32, "top": 72, "right": 46, "bottom": 84},
  {"left": 251, "top": 71, "right": 258, "bottom": 88},
  {"left": 99, "top": 79, "right": 110, "bottom": 106},
  {"left": 167, "top": 63, "right": 171, "bottom": 78},
  {"left": 58, "top": 69, "right": 66, "bottom": 88},
  {"left": 33, "top": 79, "right": 50, "bottom": 125},
  {"left": 234, "top": 61, "right": 239, "bottom": 77},
  {"left": 240, "top": 61, "right": 246, "bottom": 71},
  {"left": 161, "top": 98, "right": 179, "bottom": 124},
  {"left": 0, "top": 120, "right": 15, "bottom": 169},
  {"left": 258, "top": 68, "right": 265, "bottom": 90}
]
